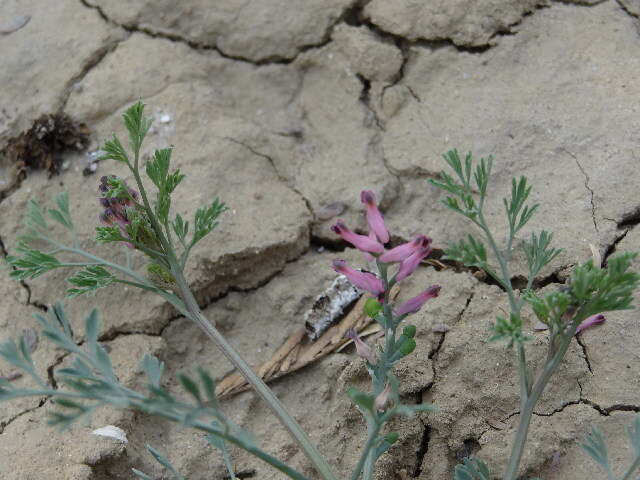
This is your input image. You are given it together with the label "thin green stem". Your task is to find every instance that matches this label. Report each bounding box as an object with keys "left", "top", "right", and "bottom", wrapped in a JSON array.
[
  {"left": 351, "top": 418, "right": 381, "bottom": 480},
  {"left": 477, "top": 212, "right": 530, "bottom": 406},
  {"left": 503, "top": 334, "right": 573, "bottom": 480},
  {"left": 171, "top": 270, "right": 337, "bottom": 480},
  {"left": 363, "top": 446, "right": 376, "bottom": 480}
]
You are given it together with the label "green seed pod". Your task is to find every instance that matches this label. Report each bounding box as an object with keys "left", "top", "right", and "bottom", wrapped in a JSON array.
[
  {"left": 364, "top": 298, "right": 383, "bottom": 318},
  {"left": 398, "top": 337, "right": 416, "bottom": 356},
  {"left": 402, "top": 325, "right": 416, "bottom": 339},
  {"left": 385, "top": 432, "right": 399, "bottom": 445}
]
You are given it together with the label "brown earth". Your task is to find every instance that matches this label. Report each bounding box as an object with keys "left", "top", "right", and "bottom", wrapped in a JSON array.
[{"left": 1, "top": 0, "right": 640, "bottom": 479}]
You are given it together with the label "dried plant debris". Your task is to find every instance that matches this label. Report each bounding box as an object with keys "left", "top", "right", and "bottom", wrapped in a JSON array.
[
  {"left": 216, "top": 284, "right": 399, "bottom": 398},
  {"left": 3, "top": 113, "right": 90, "bottom": 177}
]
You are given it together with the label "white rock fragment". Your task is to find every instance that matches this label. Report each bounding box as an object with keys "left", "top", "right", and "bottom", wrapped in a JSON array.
[
  {"left": 159, "top": 114, "right": 171, "bottom": 124},
  {"left": 304, "top": 276, "right": 360, "bottom": 340},
  {"left": 91, "top": 425, "right": 128, "bottom": 443}
]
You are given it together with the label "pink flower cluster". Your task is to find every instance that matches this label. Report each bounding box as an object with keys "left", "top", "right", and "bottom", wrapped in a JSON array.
[{"left": 331, "top": 190, "right": 440, "bottom": 317}]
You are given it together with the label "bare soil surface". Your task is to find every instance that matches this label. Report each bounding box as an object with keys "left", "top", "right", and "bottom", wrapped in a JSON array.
[{"left": 2, "top": 0, "right": 640, "bottom": 479}]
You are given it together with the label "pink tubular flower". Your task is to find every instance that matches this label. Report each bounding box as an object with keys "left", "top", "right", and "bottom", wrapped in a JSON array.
[
  {"left": 396, "top": 285, "right": 441, "bottom": 316},
  {"left": 576, "top": 314, "right": 605, "bottom": 334},
  {"left": 380, "top": 235, "right": 431, "bottom": 263},
  {"left": 361, "top": 190, "right": 389, "bottom": 244},
  {"left": 346, "top": 328, "right": 377, "bottom": 364},
  {"left": 396, "top": 246, "right": 432, "bottom": 282},
  {"left": 331, "top": 220, "right": 385, "bottom": 254},
  {"left": 333, "top": 259, "right": 384, "bottom": 295}
]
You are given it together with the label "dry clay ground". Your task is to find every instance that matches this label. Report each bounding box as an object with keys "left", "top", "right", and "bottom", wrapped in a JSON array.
[{"left": 2, "top": 0, "right": 640, "bottom": 479}]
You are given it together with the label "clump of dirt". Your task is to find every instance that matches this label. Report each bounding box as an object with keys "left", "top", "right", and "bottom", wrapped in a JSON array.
[{"left": 3, "top": 113, "right": 90, "bottom": 176}]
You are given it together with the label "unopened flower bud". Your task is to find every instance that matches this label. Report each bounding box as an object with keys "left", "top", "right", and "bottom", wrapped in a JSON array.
[
  {"left": 398, "top": 337, "right": 416, "bottom": 356},
  {"left": 402, "top": 325, "right": 416, "bottom": 339},
  {"left": 364, "top": 298, "right": 383, "bottom": 318}
]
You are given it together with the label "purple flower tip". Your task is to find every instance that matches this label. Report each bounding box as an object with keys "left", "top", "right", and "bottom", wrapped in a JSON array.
[{"left": 360, "top": 190, "right": 376, "bottom": 205}]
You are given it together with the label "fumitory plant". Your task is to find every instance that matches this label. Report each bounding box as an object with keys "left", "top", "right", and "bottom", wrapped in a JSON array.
[
  {"left": 330, "top": 190, "right": 440, "bottom": 479},
  {"left": 429, "top": 150, "right": 640, "bottom": 480},
  {"left": 0, "top": 101, "right": 438, "bottom": 480}
]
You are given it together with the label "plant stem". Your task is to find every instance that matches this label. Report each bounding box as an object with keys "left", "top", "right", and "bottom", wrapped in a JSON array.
[
  {"left": 621, "top": 453, "right": 640, "bottom": 480},
  {"left": 503, "top": 336, "right": 572, "bottom": 480},
  {"left": 351, "top": 418, "right": 381, "bottom": 480},
  {"left": 171, "top": 270, "right": 338, "bottom": 480}
]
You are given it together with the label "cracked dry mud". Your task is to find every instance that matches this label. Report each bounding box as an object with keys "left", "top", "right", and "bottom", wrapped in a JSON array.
[{"left": 1, "top": 0, "right": 640, "bottom": 479}]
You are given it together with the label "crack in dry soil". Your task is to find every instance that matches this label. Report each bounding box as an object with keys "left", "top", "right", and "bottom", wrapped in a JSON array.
[
  {"left": 574, "top": 334, "right": 593, "bottom": 374},
  {"left": 411, "top": 423, "right": 432, "bottom": 477},
  {"left": 78, "top": 0, "right": 362, "bottom": 66},
  {"left": 356, "top": 74, "right": 385, "bottom": 131},
  {"left": 0, "top": 397, "right": 48, "bottom": 435},
  {"left": 221, "top": 136, "right": 316, "bottom": 221},
  {"left": 562, "top": 148, "right": 599, "bottom": 233},
  {"left": 58, "top": 39, "right": 124, "bottom": 113},
  {"left": 616, "top": 0, "right": 640, "bottom": 19}
]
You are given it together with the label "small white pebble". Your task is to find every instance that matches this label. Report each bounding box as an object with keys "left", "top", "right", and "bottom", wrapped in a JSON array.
[
  {"left": 92, "top": 425, "right": 128, "bottom": 443},
  {"left": 159, "top": 114, "right": 171, "bottom": 124}
]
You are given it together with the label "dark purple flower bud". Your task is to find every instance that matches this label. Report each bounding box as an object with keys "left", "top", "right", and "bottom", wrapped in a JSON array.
[
  {"left": 100, "top": 209, "right": 117, "bottom": 225},
  {"left": 99, "top": 197, "right": 110, "bottom": 208}
]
